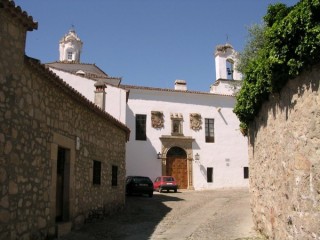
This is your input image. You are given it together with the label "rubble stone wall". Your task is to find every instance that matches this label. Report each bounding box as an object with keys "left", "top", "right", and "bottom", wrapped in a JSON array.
[
  {"left": 0, "top": 6, "right": 127, "bottom": 240},
  {"left": 248, "top": 64, "right": 320, "bottom": 239}
]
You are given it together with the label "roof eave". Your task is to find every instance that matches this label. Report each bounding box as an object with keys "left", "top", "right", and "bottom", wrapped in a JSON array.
[{"left": 1, "top": 0, "right": 38, "bottom": 31}]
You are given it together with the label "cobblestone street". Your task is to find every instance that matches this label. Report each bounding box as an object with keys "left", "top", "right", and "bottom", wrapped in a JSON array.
[{"left": 58, "top": 188, "right": 265, "bottom": 240}]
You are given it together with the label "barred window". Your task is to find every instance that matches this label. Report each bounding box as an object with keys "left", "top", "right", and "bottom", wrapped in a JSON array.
[{"left": 205, "top": 118, "right": 214, "bottom": 142}]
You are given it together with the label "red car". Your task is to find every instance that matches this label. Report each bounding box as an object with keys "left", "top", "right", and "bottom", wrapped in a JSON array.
[{"left": 154, "top": 176, "right": 178, "bottom": 193}]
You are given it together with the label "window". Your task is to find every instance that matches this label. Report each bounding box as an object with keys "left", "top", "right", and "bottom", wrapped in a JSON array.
[
  {"left": 67, "top": 51, "right": 73, "bottom": 61},
  {"left": 93, "top": 160, "right": 101, "bottom": 185},
  {"left": 205, "top": 118, "right": 214, "bottom": 142},
  {"left": 244, "top": 167, "right": 249, "bottom": 179},
  {"left": 112, "top": 165, "right": 118, "bottom": 186},
  {"left": 171, "top": 113, "right": 183, "bottom": 136},
  {"left": 172, "top": 119, "right": 182, "bottom": 135},
  {"left": 136, "top": 114, "right": 146, "bottom": 140},
  {"left": 207, "top": 167, "right": 213, "bottom": 183}
]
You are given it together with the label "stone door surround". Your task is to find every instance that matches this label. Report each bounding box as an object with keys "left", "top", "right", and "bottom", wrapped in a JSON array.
[{"left": 159, "top": 135, "right": 195, "bottom": 190}]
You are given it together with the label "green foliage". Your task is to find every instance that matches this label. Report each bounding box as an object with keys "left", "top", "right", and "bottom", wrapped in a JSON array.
[
  {"left": 234, "top": 0, "right": 320, "bottom": 134},
  {"left": 236, "top": 24, "right": 266, "bottom": 75}
]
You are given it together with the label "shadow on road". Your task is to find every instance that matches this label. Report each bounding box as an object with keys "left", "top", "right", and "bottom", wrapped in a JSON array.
[{"left": 60, "top": 193, "right": 183, "bottom": 240}]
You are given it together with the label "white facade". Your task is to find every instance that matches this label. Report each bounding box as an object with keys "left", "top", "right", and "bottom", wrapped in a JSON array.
[
  {"left": 125, "top": 86, "right": 248, "bottom": 190},
  {"left": 49, "top": 30, "right": 248, "bottom": 190}
]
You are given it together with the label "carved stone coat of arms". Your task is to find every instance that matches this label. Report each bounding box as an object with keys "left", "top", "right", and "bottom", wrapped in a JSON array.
[
  {"left": 190, "top": 113, "right": 202, "bottom": 130},
  {"left": 151, "top": 111, "right": 164, "bottom": 128}
]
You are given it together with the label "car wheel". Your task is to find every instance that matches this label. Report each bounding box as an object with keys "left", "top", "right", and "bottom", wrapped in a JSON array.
[
  {"left": 174, "top": 189, "right": 177, "bottom": 193},
  {"left": 159, "top": 187, "right": 162, "bottom": 193},
  {"left": 149, "top": 192, "right": 153, "bottom": 198}
]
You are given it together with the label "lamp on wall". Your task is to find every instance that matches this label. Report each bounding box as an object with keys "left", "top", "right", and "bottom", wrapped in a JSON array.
[
  {"left": 195, "top": 153, "right": 200, "bottom": 161},
  {"left": 157, "top": 152, "right": 161, "bottom": 159}
]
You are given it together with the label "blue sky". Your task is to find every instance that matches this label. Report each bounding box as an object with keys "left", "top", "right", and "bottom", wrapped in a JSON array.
[{"left": 16, "top": 0, "right": 299, "bottom": 92}]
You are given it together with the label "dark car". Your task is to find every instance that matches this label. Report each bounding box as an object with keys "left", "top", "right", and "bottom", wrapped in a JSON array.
[
  {"left": 126, "top": 176, "right": 154, "bottom": 197},
  {"left": 154, "top": 176, "right": 178, "bottom": 193}
]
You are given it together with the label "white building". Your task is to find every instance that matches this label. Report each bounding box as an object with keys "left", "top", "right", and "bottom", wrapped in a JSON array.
[{"left": 47, "top": 29, "right": 248, "bottom": 190}]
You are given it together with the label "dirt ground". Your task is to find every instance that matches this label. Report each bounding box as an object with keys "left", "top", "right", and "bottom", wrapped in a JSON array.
[{"left": 58, "top": 188, "right": 265, "bottom": 240}]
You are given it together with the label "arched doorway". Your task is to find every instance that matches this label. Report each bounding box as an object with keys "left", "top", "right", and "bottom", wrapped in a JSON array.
[{"left": 166, "top": 147, "right": 188, "bottom": 189}]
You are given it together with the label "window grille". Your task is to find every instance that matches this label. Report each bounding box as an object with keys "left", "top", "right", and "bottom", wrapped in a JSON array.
[{"left": 205, "top": 118, "right": 215, "bottom": 142}]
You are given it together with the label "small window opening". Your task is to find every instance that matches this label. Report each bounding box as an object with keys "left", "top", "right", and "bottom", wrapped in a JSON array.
[
  {"left": 244, "top": 167, "right": 249, "bottom": 179},
  {"left": 207, "top": 167, "right": 213, "bottom": 183}
]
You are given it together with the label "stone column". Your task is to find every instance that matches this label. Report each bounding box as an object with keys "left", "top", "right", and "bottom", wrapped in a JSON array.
[{"left": 187, "top": 157, "right": 194, "bottom": 190}]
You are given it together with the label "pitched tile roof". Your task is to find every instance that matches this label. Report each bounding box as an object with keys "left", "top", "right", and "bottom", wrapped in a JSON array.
[
  {"left": 0, "top": 0, "right": 38, "bottom": 31},
  {"left": 27, "top": 57, "right": 130, "bottom": 140},
  {"left": 46, "top": 61, "right": 121, "bottom": 86},
  {"left": 120, "top": 84, "right": 235, "bottom": 97}
]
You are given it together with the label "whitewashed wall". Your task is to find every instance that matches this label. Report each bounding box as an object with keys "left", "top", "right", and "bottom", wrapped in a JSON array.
[
  {"left": 214, "top": 47, "right": 242, "bottom": 81},
  {"left": 49, "top": 68, "right": 127, "bottom": 124},
  {"left": 210, "top": 80, "right": 242, "bottom": 95},
  {"left": 125, "top": 88, "right": 248, "bottom": 190}
]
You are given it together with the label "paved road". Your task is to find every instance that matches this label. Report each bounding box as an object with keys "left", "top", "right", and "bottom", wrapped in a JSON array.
[{"left": 59, "top": 188, "right": 265, "bottom": 240}]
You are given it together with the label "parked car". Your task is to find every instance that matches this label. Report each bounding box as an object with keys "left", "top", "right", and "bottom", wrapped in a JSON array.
[
  {"left": 154, "top": 176, "right": 178, "bottom": 193},
  {"left": 126, "top": 176, "right": 154, "bottom": 197}
]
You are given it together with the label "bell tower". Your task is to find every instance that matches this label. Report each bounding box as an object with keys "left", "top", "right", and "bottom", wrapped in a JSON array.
[
  {"left": 59, "top": 28, "right": 83, "bottom": 63},
  {"left": 210, "top": 43, "right": 242, "bottom": 95},
  {"left": 214, "top": 43, "right": 241, "bottom": 81}
]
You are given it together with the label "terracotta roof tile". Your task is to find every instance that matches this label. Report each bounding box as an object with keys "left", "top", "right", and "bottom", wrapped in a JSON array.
[{"left": 0, "top": 0, "right": 38, "bottom": 31}]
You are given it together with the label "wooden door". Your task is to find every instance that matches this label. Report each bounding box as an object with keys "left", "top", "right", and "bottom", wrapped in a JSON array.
[
  {"left": 56, "top": 147, "right": 65, "bottom": 222},
  {"left": 166, "top": 157, "right": 188, "bottom": 189}
]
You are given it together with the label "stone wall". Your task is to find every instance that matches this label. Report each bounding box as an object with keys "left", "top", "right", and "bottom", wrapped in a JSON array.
[
  {"left": 248, "top": 64, "right": 320, "bottom": 239},
  {"left": 0, "top": 2, "right": 128, "bottom": 239}
]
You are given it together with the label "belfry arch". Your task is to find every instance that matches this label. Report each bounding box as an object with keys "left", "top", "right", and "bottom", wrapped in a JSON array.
[{"left": 159, "top": 136, "right": 195, "bottom": 189}]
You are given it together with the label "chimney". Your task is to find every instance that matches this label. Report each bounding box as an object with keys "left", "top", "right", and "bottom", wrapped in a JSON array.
[
  {"left": 174, "top": 79, "right": 187, "bottom": 91},
  {"left": 94, "top": 80, "right": 107, "bottom": 110}
]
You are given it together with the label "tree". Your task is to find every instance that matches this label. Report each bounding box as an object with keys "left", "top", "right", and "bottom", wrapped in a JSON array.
[
  {"left": 234, "top": 0, "right": 320, "bottom": 135},
  {"left": 236, "top": 24, "right": 265, "bottom": 76}
]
